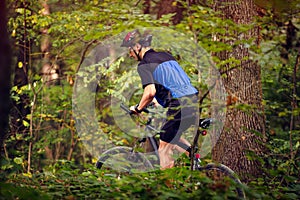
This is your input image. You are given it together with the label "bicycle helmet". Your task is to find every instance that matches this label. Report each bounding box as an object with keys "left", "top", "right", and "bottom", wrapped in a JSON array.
[{"left": 121, "top": 29, "right": 152, "bottom": 47}]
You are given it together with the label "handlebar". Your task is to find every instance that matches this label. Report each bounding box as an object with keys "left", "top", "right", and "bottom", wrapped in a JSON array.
[
  {"left": 120, "top": 103, "right": 159, "bottom": 133},
  {"left": 121, "top": 103, "right": 213, "bottom": 129},
  {"left": 120, "top": 103, "right": 132, "bottom": 114}
]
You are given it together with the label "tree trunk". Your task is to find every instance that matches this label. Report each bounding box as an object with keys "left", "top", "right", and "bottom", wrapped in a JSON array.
[
  {"left": 156, "top": 0, "right": 198, "bottom": 25},
  {"left": 156, "top": 0, "right": 183, "bottom": 25},
  {"left": 39, "top": 0, "right": 64, "bottom": 163},
  {"left": 212, "top": 0, "right": 266, "bottom": 181},
  {"left": 0, "top": 0, "right": 12, "bottom": 152},
  {"left": 40, "top": 0, "right": 59, "bottom": 85},
  {"left": 143, "top": 0, "right": 151, "bottom": 14}
]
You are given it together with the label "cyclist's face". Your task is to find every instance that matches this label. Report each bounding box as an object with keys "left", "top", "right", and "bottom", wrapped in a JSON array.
[
  {"left": 128, "top": 47, "right": 136, "bottom": 59},
  {"left": 128, "top": 44, "right": 141, "bottom": 61}
]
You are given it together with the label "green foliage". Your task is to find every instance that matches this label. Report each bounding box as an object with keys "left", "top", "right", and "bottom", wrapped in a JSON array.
[
  {"left": 2, "top": 160, "right": 252, "bottom": 199},
  {"left": 6, "top": 78, "right": 77, "bottom": 172},
  {"left": 0, "top": 182, "right": 50, "bottom": 200},
  {"left": 4, "top": 0, "right": 300, "bottom": 199}
]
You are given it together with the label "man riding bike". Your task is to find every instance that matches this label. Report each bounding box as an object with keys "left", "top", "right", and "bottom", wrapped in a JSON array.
[{"left": 121, "top": 29, "right": 199, "bottom": 169}]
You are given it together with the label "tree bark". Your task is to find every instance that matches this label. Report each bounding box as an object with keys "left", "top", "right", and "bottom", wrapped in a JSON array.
[
  {"left": 156, "top": 0, "right": 198, "bottom": 25},
  {"left": 212, "top": 0, "right": 266, "bottom": 181},
  {"left": 0, "top": 0, "right": 12, "bottom": 153},
  {"left": 156, "top": 0, "right": 183, "bottom": 25},
  {"left": 40, "top": 0, "right": 59, "bottom": 85}
]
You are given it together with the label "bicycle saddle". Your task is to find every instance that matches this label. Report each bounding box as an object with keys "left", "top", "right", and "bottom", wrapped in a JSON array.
[{"left": 199, "top": 118, "right": 213, "bottom": 129}]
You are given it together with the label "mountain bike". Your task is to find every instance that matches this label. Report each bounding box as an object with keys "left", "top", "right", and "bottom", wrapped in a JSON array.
[{"left": 96, "top": 103, "right": 246, "bottom": 199}]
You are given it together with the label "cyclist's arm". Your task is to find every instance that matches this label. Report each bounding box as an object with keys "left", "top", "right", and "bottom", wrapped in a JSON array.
[{"left": 131, "top": 84, "right": 156, "bottom": 113}]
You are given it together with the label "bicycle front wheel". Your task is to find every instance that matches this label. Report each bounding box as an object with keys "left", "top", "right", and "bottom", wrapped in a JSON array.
[
  {"left": 198, "top": 163, "right": 246, "bottom": 199},
  {"left": 96, "top": 146, "right": 154, "bottom": 173}
]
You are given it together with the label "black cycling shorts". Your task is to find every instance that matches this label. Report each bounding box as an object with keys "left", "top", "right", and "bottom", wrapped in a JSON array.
[{"left": 159, "top": 94, "right": 199, "bottom": 144}]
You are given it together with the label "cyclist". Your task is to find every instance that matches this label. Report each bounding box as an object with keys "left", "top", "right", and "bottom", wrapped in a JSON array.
[{"left": 121, "top": 29, "right": 199, "bottom": 169}]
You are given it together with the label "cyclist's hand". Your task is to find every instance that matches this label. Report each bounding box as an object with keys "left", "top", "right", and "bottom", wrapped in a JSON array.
[
  {"left": 129, "top": 104, "right": 150, "bottom": 114},
  {"left": 130, "top": 105, "right": 140, "bottom": 115}
]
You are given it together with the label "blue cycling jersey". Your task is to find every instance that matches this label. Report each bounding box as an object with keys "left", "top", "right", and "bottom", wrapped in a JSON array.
[{"left": 137, "top": 49, "right": 198, "bottom": 107}]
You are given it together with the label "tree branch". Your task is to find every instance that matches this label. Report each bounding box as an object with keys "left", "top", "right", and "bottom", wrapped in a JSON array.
[{"left": 76, "top": 40, "right": 97, "bottom": 73}]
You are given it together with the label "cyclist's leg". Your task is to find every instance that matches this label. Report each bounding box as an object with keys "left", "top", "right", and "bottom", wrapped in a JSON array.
[
  {"left": 173, "top": 137, "right": 190, "bottom": 156},
  {"left": 172, "top": 109, "right": 198, "bottom": 156},
  {"left": 159, "top": 135, "right": 191, "bottom": 169},
  {"left": 159, "top": 104, "right": 181, "bottom": 169},
  {"left": 158, "top": 110, "right": 193, "bottom": 169},
  {"left": 159, "top": 95, "right": 198, "bottom": 169},
  {"left": 158, "top": 140, "right": 175, "bottom": 169},
  {"left": 172, "top": 96, "right": 198, "bottom": 156}
]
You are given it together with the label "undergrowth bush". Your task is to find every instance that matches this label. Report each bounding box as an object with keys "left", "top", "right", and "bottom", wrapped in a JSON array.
[
  {"left": 0, "top": 160, "right": 245, "bottom": 199},
  {"left": 1, "top": 158, "right": 300, "bottom": 199}
]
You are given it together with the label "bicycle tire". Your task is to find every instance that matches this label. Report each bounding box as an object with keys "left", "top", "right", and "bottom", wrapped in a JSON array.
[
  {"left": 198, "top": 163, "right": 246, "bottom": 199},
  {"left": 96, "top": 146, "right": 154, "bottom": 173}
]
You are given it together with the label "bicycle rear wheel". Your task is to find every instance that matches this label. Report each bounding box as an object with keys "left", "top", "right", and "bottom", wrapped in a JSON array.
[
  {"left": 198, "top": 163, "right": 246, "bottom": 199},
  {"left": 96, "top": 146, "right": 154, "bottom": 173}
]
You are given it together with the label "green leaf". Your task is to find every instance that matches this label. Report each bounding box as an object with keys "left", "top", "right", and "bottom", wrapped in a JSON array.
[
  {"left": 23, "top": 120, "right": 30, "bottom": 127},
  {"left": 13, "top": 157, "right": 23, "bottom": 165}
]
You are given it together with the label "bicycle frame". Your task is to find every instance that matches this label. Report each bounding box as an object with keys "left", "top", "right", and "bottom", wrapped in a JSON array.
[
  {"left": 98, "top": 105, "right": 245, "bottom": 199},
  {"left": 120, "top": 103, "right": 212, "bottom": 170}
]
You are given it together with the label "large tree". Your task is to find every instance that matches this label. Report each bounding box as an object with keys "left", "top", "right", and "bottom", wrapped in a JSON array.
[{"left": 212, "top": 0, "right": 266, "bottom": 181}]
